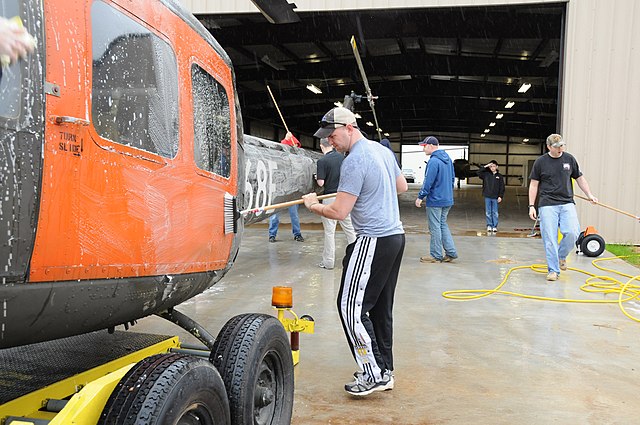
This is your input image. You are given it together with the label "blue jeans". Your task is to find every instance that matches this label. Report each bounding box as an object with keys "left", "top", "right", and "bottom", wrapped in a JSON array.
[
  {"left": 539, "top": 204, "right": 580, "bottom": 274},
  {"left": 269, "top": 205, "right": 301, "bottom": 237},
  {"left": 484, "top": 197, "right": 499, "bottom": 228},
  {"left": 427, "top": 206, "right": 457, "bottom": 261}
]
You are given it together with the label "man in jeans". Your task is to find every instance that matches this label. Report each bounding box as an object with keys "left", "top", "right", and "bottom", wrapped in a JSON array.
[
  {"left": 477, "top": 160, "right": 505, "bottom": 233},
  {"left": 528, "top": 133, "right": 598, "bottom": 281},
  {"left": 268, "top": 206, "right": 304, "bottom": 242},
  {"left": 268, "top": 132, "right": 305, "bottom": 243},
  {"left": 415, "top": 136, "right": 458, "bottom": 263}
]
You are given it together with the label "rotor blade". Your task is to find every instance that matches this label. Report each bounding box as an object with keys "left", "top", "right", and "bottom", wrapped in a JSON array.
[
  {"left": 369, "top": 102, "right": 382, "bottom": 141},
  {"left": 350, "top": 35, "right": 382, "bottom": 140},
  {"left": 250, "top": 0, "right": 300, "bottom": 24},
  {"left": 350, "top": 36, "right": 373, "bottom": 100}
]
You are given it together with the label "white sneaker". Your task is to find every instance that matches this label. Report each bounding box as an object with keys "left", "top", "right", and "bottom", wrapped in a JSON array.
[
  {"left": 487, "top": 226, "right": 492, "bottom": 232},
  {"left": 318, "top": 262, "right": 334, "bottom": 270},
  {"left": 353, "top": 370, "right": 394, "bottom": 390},
  {"left": 345, "top": 371, "right": 393, "bottom": 396}
]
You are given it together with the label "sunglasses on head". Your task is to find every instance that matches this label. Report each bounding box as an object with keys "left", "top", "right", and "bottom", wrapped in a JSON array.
[{"left": 319, "top": 120, "right": 348, "bottom": 128}]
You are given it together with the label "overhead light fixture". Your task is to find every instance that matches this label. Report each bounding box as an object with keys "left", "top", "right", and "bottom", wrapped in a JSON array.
[
  {"left": 383, "top": 132, "right": 390, "bottom": 137},
  {"left": 366, "top": 121, "right": 374, "bottom": 127},
  {"left": 334, "top": 101, "right": 343, "bottom": 108},
  {"left": 484, "top": 129, "right": 490, "bottom": 133},
  {"left": 480, "top": 134, "right": 486, "bottom": 138},
  {"left": 505, "top": 101, "right": 515, "bottom": 109},
  {"left": 496, "top": 113, "right": 504, "bottom": 119},
  {"left": 518, "top": 83, "right": 531, "bottom": 93},
  {"left": 523, "top": 138, "right": 530, "bottom": 143},
  {"left": 354, "top": 113, "right": 362, "bottom": 119},
  {"left": 306, "top": 84, "right": 322, "bottom": 94},
  {"left": 489, "top": 122, "right": 496, "bottom": 127},
  {"left": 376, "top": 128, "right": 382, "bottom": 132}
]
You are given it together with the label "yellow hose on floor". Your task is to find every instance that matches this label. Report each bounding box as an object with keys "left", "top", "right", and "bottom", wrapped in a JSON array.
[{"left": 442, "top": 255, "right": 640, "bottom": 322}]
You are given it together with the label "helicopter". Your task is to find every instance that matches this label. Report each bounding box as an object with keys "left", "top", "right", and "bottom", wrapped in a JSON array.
[
  {"left": 0, "top": 0, "right": 319, "bottom": 423},
  {"left": 453, "top": 158, "right": 483, "bottom": 179}
]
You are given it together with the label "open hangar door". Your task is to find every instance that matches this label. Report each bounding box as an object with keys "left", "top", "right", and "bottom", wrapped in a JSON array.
[{"left": 196, "top": 2, "right": 564, "bottom": 187}]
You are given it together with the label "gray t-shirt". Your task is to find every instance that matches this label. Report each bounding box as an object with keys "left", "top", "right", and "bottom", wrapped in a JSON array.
[{"left": 338, "top": 138, "right": 404, "bottom": 237}]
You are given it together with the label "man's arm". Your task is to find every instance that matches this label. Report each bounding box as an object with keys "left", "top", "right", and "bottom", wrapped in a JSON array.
[
  {"left": 575, "top": 176, "right": 598, "bottom": 203},
  {"left": 315, "top": 160, "right": 326, "bottom": 187},
  {"left": 477, "top": 165, "right": 490, "bottom": 178},
  {"left": 528, "top": 179, "right": 539, "bottom": 220},
  {"left": 303, "top": 191, "right": 356, "bottom": 221},
  {"left": 415, "top": 164, "right": 433, "bottom": 207},
  {"left": 396, "top": 174, "right": 408, "bottom": 194}
]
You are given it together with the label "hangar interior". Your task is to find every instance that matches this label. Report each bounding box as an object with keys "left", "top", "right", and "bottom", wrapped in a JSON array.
[{"left": 197, "top": 2, "right": 564, "bottom": 186}]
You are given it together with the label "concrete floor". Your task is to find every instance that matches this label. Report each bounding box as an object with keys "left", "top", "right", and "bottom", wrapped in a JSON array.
[{"left": 134, "top": 183, "right": 640, "bottom": 424}]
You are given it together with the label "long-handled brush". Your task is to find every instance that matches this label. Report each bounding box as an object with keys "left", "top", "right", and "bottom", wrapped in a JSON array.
[
  {"left": 575, "top": 194, "right": 640, "bottom": 221},
  {"left": 240, "top": 193, "right": 337, "bottom": 216}
]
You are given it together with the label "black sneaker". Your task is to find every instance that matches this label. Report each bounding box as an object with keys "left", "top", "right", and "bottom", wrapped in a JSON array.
[
  {"left": 269, "top": 236, "right": 276, "bottom": 243},
  {"left": 294, "top": 235, "right": 304, "bottom": 242}
]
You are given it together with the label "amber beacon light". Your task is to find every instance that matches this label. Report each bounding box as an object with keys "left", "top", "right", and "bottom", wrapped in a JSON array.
[
  {"left": 272, "top": 286, "right": 293, "bottom": 308},
  {"left": 271, "top": 286, "right": 314, "bottom": 365}
]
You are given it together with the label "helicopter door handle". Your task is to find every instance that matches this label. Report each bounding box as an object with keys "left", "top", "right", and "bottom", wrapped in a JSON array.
[{"left": 51, "top": 115, "right": 90, "bottom": 126}]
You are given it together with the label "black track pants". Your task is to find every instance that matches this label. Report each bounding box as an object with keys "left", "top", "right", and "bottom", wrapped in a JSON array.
[{"left": 337, "top": 233, "right": 405, "bottom": 381}]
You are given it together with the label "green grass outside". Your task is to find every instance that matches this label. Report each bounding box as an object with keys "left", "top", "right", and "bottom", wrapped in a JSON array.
[{"left": 605, "top": 244, "right": 640, "bottom": 267}]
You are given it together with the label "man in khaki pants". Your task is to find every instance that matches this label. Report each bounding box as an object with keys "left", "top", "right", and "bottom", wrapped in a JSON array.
[{"left": 315, "top": 138, "right": 356, "bottom": 269}]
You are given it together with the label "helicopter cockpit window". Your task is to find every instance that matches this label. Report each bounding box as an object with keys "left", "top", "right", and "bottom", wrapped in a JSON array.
[
  {"left": 0, "top": 0, "right": 23, "bottom": 119},
  {"left": 192, "top": 64, "right": 231, "bottom": 178},
  {"left": 90, "top": 1, "right": 178, "bottom": 158}
]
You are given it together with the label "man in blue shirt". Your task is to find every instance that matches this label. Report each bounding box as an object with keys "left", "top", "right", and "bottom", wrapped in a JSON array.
[{"left": 415, "top": 136, "right": 458, "bottom": 263}]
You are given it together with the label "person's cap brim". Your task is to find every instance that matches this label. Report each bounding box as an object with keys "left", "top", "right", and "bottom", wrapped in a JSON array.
[{"left": 314, "top": 127, "right": 335, "bottom": 138}]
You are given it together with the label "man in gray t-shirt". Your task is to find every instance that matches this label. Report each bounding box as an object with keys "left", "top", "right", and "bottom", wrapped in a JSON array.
[{"left": 303, "top": 107, "right": 408, "bottom": 397}]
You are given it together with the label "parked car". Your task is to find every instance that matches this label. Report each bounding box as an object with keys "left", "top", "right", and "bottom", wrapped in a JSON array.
[{"left": 402, "top": 168, "right": 416, "bottom": 183}]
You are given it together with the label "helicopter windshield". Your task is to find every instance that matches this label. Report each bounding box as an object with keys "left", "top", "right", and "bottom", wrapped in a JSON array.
[
  {"left": 0, "top": 64, "right": 22, "bottom": 119},
  {"left": 0, "top": 0, "right": 23, "bottom": 119}
]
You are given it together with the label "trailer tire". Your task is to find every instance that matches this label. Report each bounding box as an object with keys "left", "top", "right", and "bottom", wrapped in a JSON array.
[
  {"left": 99, "top": 353, "right": 230, "bottom": 425},
  {"left": 210, "top": 313, "right": 294, "bottom": 425},
  {"left": 581, "top": 234, "right": 606, "bottom": 257}
]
